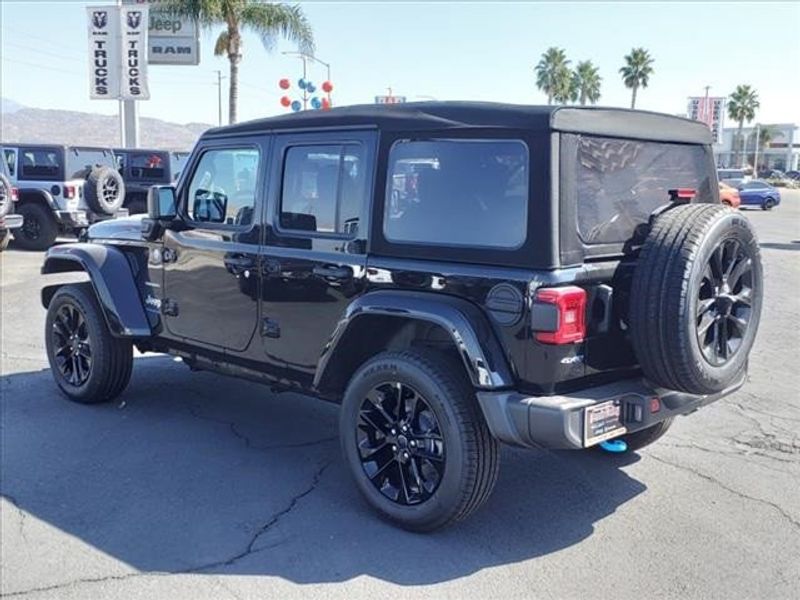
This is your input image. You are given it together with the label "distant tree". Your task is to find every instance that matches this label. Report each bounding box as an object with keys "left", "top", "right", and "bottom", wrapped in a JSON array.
[
  {"left": 619, "top": 47, "right": 654, "bottom": 109},
  {"left": 727, "top": 85, "right": 760, "bottom": 167},
  {"left": 535, "top": 47, "right": 572, "bottom": 105},
  {"left": 572, "top": 61, "right": 602, "bottom": 105},
  {"left": 165, "top": 0, "right": 314, "bottom": 124}
]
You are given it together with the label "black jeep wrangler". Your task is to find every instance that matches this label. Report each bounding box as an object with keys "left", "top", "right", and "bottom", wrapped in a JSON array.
[{"left": 41, "top": 103, "right": 762, "bottom": 531}]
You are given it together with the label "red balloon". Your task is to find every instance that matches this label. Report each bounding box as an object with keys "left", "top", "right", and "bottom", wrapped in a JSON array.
[
  {"left": 279, "top": 78, "right": 290, "bottom": 90},
  {"left": 321, "top": 97, "right": 331, "bottom": 110},
  {"left": 321, "top": 80, "right": 333, "bottom": 93},
  {"left": 280, "top": 95, "right": 291, "bottom": 107}
]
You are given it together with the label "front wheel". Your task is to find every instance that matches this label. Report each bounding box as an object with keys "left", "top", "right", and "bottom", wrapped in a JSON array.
[
  {"left": 45, "top": 283, "right": 133, "bottom": 404},
  {"left": 340, "top": 350, "right": 500, "bottom": 531},
  {"left": 762, "top": 198, "right": 776, "bottom": 211}
]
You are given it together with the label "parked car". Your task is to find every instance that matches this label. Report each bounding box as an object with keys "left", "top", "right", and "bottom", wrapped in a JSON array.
[
  {"left": 737, "top": 180, "right": 781, "bottom": 210},
  {"left": 0, "top": 153, "right": 23, "bottom": 250},
  {"left": 40, "top": 103, "right": 763, "bottom": 531},
  {"left": 717, "top": 168, "right": 750, "bottom": 186},
  {"left": 785, "top": 170, "right": 800, "bottom": 181},
  {"left": 2, "top": 144, "right": 127, "bottom": 250},
  {"left": 718, "top": 182, "right": 741, "bottom": 209},
  {"left": 114, "top": 148, "right": 191, "bottom": 214}
]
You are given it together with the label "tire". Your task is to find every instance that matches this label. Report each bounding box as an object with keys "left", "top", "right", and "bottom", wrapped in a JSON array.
[
  {"left": 0, "top": 173, "right": 12, "bottom": 218},
  {"left": 340, "top": 350, "right": 500, "bottom": 532},
  {"left": 84, "top": 166, "right": 125, "bottom": 215},
  {"left": 629, "top": 204, "right": 763, "bottom": 395},
  {"left": 0, "top": 230, "right": 10, "bottom": 251},
  {"left": 762, "top": 198, "right": 775, "bottom": 211},
  {"left": 14, "top": 202, "right": 58, "bottom": 250},
  {"left": 45, "top": 283, "right": 133, "bottom": 404},
  {"left": 619, "top": 419, "right": 674, "bottom": 452}
]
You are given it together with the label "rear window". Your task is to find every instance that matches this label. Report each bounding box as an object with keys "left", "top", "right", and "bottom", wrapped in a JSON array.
[
  {"left": 384, "top": 139, "right": 528, "bottom": 249},
  {"left": 66, "top": 148, "right": 115, "bottom": 178},
  {"left": 576, "top": 136, "right": 713, "bottom": 244},
  {"left": 129, "top": 152, "right": 167, "bottom": 180},
  {"left": 20, "top": 149, "right": 61, "bottom": 180}
]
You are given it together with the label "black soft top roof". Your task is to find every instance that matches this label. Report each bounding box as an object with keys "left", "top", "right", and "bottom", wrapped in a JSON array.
[{"left": 207, "top": 102, "right": 712, "bottom": 145}]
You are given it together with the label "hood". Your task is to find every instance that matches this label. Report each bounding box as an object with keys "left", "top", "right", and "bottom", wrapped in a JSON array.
[{"left": 87, "top": 214, "right": 146, "bottom": 242}]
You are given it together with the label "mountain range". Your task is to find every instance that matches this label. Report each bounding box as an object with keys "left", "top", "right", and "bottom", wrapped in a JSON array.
[{"left": 0, "top": 98, "right": 211, "bottom": 150}]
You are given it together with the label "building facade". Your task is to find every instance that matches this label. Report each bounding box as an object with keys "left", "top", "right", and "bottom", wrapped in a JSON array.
[{"left": 714, "top": 123, "right": 799, "bottom": 171}]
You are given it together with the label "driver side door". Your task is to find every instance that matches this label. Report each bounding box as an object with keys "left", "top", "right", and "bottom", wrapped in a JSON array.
[{"left": 161, "top": 138, "right": 267, "bottom": 351}]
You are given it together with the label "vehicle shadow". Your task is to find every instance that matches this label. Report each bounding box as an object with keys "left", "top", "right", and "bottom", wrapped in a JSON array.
[
  {"left": 1, "top": 355, "right": 646, "bottom": 586},
  {"left": 760, "top": 241, "right": 800, "bottom": 251}
]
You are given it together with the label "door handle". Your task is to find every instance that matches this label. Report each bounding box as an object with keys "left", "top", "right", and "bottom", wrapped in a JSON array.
[
  {"left": 313, "top": 264, "right": 352, "bottom": 280},
  {"left": 224, "top": 256, "right": 255, "bottom": 268}
]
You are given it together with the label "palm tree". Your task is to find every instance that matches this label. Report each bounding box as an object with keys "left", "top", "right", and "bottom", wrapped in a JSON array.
[
  {"left": 165, "top": 1, "right": 314, "bottom": 124},
  {"left": 727, "top": 85, "right": 760, "bottom": 167},
  {"left": 747, "top": 125, "right": 777, "bottom": 173},
  {"left": 619, "top": 48, "right": 654, "bottom": 109},
  {"left": 572, "top": 61, "right": 602, "bottom": 105},
  {"left": 535, "top": 47, "right": 571, "bottom": 105}
]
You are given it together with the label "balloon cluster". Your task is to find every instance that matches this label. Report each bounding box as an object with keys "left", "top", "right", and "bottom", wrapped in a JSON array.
[{"left": 278, "top": 78, "right": 333, "bottom": 112}]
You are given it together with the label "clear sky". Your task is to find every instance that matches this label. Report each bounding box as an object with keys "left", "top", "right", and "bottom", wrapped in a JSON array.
[{"left": 1, "top": 1, "right": 798, "bottom": 127}]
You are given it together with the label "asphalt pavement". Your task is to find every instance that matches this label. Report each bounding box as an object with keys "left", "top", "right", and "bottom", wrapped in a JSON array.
[{"left": 1, "top": 193, "right": 799, "bottom": 599}]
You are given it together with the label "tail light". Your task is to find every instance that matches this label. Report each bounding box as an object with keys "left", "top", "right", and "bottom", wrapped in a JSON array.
[
  {"left": 533, "top": 286, "right": 587, "bottom": 344},
  {"left": 668, "top": 188, "right": 696, "bottom": 203},
  {"left": 10, "top": 187, "right": 19, "bottom": 202},
  {"left": 64, "top": 185, "right": 77, "bottom": 199}
]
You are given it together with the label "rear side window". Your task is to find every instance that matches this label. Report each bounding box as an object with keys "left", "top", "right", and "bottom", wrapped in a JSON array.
[
  {"left": 129, "top": 152, "right": 167, "bottom": 180},
  {"left": 576, "top": 136, "right": 713, "bottom": 244},
  {"left": 279, "top": 144, "right": 367, "bottom": 235},
  {"left": 20, "top": 149, "right": 61, "bottom": 179},
  {"left": 383, "top": 139, "right": 528, "bottom": 249}
]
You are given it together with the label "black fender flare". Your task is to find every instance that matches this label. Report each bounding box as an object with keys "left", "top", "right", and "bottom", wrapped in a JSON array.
[
  {"left": 18, "top": 188, "right": 58, "bottom": 210},
  {"left": 314, "top": 290, "right": 515, "bottom": 391},
  {"left": 40, "top": 243, "right": 151, "bottom": 338}
]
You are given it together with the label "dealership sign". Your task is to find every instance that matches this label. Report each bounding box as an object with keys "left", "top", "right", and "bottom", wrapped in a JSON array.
[
  {"left": 87, "top": 5, "right": 150, "bottom": 100},
  {"left": 687, "top": 96, "right": 725, "bottom": 144},
  {"left": 375, "top": 95, "right": 407, "bottom": 104},
  {"left": 148, "top": 7, "right": 200, "bottom": 65}
]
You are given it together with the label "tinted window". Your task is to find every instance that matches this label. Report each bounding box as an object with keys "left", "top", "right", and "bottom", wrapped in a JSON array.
[
  {"left": 741, "top": 181, "right": 768, "bottom": 190},
  {"left": 20, "top": 149, "right": 61, "bottom": 179},
  {"left": 187, "top": 148, "right": 259, "bottom": 226},
  {"left": 384, "top": 139, "right": 528, "bottom": 249},
  {"left": 130, "top": 152, "right": 167, "bottom": 180},
  {"left": 66, "top": 148, "right": 114, "bottom": 178},
  {"left": 279, "top": 144, "right": 366, "bottom": 235},
  {"left": 576, "top": 136, "right": 713, "bottom": 244}
]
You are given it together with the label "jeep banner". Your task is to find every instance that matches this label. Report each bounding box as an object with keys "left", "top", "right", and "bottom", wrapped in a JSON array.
[
  {"left": 120, "top": 5, "right": 150, "bottom": 99},
  {"left": 86, "top": 6, "right": 121, "bottom": 99}
]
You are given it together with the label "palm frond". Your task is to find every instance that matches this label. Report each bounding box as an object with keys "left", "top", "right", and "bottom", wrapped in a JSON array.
[{"left": 241, "top": 3, "right": 315, "bottom": 54}]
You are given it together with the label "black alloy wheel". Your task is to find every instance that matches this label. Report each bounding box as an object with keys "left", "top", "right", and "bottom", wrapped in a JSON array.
[
  {"left": 696, "top": 237, "right": 755, "bottom": 366},
  {"left": 357, "top": 381, "right": 445, "bottom": 505},
  {"left": 51, "top": 302, "right": 93, "bottom": 386}
]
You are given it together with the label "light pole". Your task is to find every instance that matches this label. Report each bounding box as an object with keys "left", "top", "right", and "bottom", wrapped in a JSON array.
[
  {"left": 282, "top": 51, "right": 332, "bottom": 109},
  {"left": 214, "top": 70, "right": 226, "bottom": 126}
]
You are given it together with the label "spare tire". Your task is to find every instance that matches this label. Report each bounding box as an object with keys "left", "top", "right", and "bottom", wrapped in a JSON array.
[
  {"left": 0, "top": 173, "right": 13, "bottom": 219},
  {"left": 84, "top": 166, "right": 125, "bottom": 215},
  {"left": 629, "top": 204, "right": 763, "bottom": 395}
]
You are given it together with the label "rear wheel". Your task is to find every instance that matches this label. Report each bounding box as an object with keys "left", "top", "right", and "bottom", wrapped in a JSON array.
[
  {"left": 762, "top": 198, "right": 776, "bottom": 210},
  {"left": 84, "top": 167, "right": 125, "bottom": 215},
  {"left": 14, "top": 203, "right": 58, "bottom": 250},
  {"left": 340, "top": 350, "right": 499, "bottom": 531},
  {"left": 45, "top": 283, "right": 133, "bottom": 404}
]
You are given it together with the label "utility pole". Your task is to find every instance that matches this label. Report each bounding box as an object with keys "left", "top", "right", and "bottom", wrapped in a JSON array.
[
  {"left": 214, "top": 70, "right": 226, "bottom": 126},
  {"left": 702, "top": 85, "right": 711, "bottom": 125},
  {"left": 753, "top": 124, "right": 761, "bottom": 174}
]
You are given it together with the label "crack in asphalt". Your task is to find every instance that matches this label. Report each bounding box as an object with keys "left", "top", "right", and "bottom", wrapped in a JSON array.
[
  {"left": 649, "top": 453, "right": 800, "bottom": 530},
  {"left": 0, "top": 462, "right": 331, "bottom": 598},
  {"left": 661, "top": 440, "right": 797, "bottom": 474},
  {"left": 184, "top": 402, "right": 337, "bottom": 452}
]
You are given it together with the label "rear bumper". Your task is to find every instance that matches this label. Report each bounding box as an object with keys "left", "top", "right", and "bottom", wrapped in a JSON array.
[
  {"left": 0, "top": 214, "right": 23, "bottom": 230},
  {"left": 476, "top": 374, "right": 746, "bottom": 450}
]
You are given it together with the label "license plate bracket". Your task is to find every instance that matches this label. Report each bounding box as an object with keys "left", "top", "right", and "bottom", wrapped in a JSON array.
[{"left": 584, "top": 399, "right": 627, "bottom": 446}]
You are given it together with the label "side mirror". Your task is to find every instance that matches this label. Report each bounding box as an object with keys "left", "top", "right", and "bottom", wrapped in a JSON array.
[{"left": 147, "top": 185, "right": 178, "bottom": 220}]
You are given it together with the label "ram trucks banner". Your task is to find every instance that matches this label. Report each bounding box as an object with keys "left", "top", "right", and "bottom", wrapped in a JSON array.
[{"left": 86, "top": 5, "right": 150, "bottom": 100}]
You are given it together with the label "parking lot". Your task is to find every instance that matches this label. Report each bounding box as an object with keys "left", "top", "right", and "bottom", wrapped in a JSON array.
[{"left": 1, "top": 194, "right": 799, "bottom": 599}]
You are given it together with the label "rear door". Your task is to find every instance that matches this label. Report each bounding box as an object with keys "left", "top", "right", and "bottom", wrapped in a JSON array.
[
  {"left": 259, "top": 131, "right": 375, "bottom": 388},
  {"left": 162, "top": 137, "right": 267, "bottom": 351}
]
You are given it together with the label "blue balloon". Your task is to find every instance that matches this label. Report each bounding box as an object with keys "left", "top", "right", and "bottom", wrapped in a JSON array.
[
  {"left": 298, "top": 78, "right": 307, "bottom": 90},
  {"left": 291, "top": 100, "right": 302, "bottom": 112},
  {"left": 311, "top": 97, "right": 322, "bottom": 109},
  {"left": 307, "top": 84, "right": 316, "bottom": 93}
]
